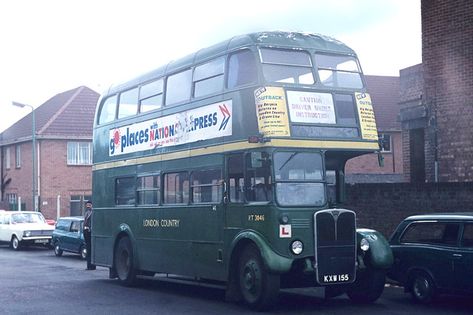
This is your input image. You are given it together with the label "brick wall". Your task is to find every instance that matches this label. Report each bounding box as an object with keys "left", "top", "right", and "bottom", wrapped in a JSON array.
[
  {"left": 2, "top": 142, "right": 34, "bottom": 209},
  {"left": 399, "top": 64, "right": 424, "bottom": 182},
  {"left": 40, "top": 140, "right": 92, "bottom": 219},
  {"left": 3, "top": 139, "right": 92, "bottom": 219},
  {"left": 344, "top": 182, "right": 473, "bottom": 238},
  {"left": 422, "top": 0, "right": 473, "bottom": 181},
  {"left": 345, "top": 132, "right": 403, "bottom": 180}
]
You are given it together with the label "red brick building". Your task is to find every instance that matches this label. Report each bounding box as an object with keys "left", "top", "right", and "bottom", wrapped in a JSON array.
[
  {"left": 400, "top": 0, "right": 473, "bottom": 182},
  {"left": 0, "top": 86, "right": 99, "bottom": 220},
  {"left": 345, "top": 75, "right": 404, "bottom": 183}
]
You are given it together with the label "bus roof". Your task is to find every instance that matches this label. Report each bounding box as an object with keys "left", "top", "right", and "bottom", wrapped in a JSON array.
[{"left": 106, "top": 31, "right": 356, "bottom": 95}]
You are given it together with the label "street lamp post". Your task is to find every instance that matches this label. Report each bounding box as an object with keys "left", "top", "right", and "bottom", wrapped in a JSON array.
[{"left": 12, "top": 101, "right": 37, "bottom": 212}]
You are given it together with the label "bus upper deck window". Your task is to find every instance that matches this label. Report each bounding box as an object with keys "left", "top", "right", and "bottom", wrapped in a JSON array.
[
  {"left": 140, "top": 79, "right": 163, "bottom": 113},
  {"left": 315, "top": 54, "right": 363, "bottom": 89},
  {"left": 227, "top": 50, "right": 257, "bottom": 88},
  {"left": 98, "top": 95, "right": 117, "bottom": 124},
  {"left": 193, "top": 57, "right": 225, "bottom": 98},
  {"left": 118, "top": 88, "right": 139, "bottom": 119},
  {"left": 260, "top": 48, "right": 314, "bottom": 85},
  {"left": 165, "top": 69, "right": 192, "bottom": 106}
]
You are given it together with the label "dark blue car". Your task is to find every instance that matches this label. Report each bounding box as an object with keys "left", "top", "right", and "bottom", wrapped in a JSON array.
[
  {"left": 389, "top": 213, "right": 473, "bottom": 303},
  {"left": 52, "top": 216, "right": 86, "bottom": 259}
]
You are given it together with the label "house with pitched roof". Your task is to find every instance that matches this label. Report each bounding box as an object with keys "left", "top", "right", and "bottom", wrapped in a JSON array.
[
  {"left": 0, "top": 86, "right": 99, "bottom": 220},
  {"left": 345, "top": 75, "right": 404, "bottom": 183}
]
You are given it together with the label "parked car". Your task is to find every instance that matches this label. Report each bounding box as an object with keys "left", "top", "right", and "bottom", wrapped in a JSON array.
[
  {"left": 52, "top": 216, "right": 86, "bottom": 259},
  {"left": 389, "top": 213, "right": 473, "bottom": 303},
  {"left": 0, "top": 211, "right": 55, "bottom": 250}
]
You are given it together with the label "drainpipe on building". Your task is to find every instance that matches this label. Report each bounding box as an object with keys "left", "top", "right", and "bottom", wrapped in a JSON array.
[
  {"left": 56, "top": 195, "right": 61, "bottom": 220},
  {"left": 1, "top": 147, "right": 3, "bottom": 202},
  {"left": 431, "top": 99, "right": 439, "bottom": 182}
]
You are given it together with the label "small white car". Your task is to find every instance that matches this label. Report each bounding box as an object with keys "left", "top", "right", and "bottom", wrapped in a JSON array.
[{"left": 0, "top": 211, "right": 55, "bottom": 250}]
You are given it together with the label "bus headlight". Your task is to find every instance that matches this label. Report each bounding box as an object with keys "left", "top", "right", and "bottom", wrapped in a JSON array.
[
  {"left": 291, "top": 240, "right": 303, "bottom": 255},
  {"left": 360, "top": 238, "right": 370, "bottom": 252}
]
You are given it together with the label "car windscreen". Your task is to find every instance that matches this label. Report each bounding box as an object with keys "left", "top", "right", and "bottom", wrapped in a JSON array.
[{"left": 11, "top": 213, "right": 46, "bottom": 224}]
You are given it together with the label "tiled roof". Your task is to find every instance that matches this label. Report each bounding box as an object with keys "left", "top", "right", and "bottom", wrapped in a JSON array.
[
  {"left": 0, "top": 86, "right": 99, "bottom": 144},
  {"left": 365, "top": 75, "right": 401, "bottom": 131}
]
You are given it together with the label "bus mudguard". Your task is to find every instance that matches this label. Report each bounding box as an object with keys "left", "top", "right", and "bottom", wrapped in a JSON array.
[
  {"left": 356, "top": 229, "right": 393, "bottom": 269},
  {"left": 231, "top": 230, "right": 293, "bottom": 274}
]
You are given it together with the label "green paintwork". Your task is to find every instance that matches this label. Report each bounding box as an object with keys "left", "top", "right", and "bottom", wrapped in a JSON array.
[
  {"left": 231, "top": 230, "right": 293, "bottom": 274},
  {"left": 91, "top": 31, "right": 390, "bottom": 298},
  {"left": 357, "top": 229, "right": 394, "bottom": 269}
]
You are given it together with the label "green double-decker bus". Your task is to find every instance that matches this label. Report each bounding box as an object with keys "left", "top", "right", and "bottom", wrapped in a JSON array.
[{"left": 92, "top": 31, "right": 393, "bottom": 310}]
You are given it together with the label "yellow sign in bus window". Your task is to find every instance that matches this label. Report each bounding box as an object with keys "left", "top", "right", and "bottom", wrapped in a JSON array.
[
  {"left": 355, "top": 92, "right": 378, "bottom": 141},
  {"left": 254, "top": 87, "right": 291, "bottom": 137}
]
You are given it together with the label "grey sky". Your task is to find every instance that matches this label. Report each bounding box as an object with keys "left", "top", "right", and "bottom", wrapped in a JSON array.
[{"left": 0, "top": 0, "right": 421, "bottom": 132}]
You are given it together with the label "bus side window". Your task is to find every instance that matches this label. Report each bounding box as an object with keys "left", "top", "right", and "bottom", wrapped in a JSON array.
[
  {"left": 137, "top": 175, "right": 160, "bottom": 205},
  {"left": 164, "top": 172, "right": 189, "bottom": 204},
  {"left": 191, "top": 169, "right": 222, "bottom": 204},
  {"left": 139, "top": 79, "right": 163, "bottom": 113},
  {"left": 165, "top": 69, "right": 192, "bottom": 106},
  {"left": 227, "top": 50, "right": 257, "bottom": 89},
  {"left": 245, "top": 152, "right": 272, "bottom": 202},
  {"left": 115, "top": 177, "right": 136, "bottom": 205},
  {"left": 117, "top": 88, "right": 139, "bottom": 119},
  {"left": 228, "top": 155, "right": 244, "bottom": 203},
  {"left": 98, "top": 95, "right": 117, "bottom": 124},
  {"left": 193, "top": 57, "right": 225, "bottom": 98}
]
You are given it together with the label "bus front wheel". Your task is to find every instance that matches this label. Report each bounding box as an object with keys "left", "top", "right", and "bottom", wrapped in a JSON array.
[
  {"left": 238, "top": 244, "right": 280, "bottom": 311},
  {"left": 114, "top": 236, "right": 138, "bottom": 286},
  {"left": 346, "top": 269, "right": 386, "bottom": 303}
]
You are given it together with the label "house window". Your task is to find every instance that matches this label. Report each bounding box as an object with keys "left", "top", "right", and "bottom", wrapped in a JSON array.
[
  {"left": 7, "top": 193, "right": 17, "bottom": 205},
  {"left": 15, "top": 145, "right": 21, "bottom": 168},
  {"left": 5, "top": 147, "right": 10, "bottom": 169},
  {"left": 67, "top": 142, "right": 92, "bottom": 165},
  {"left": 379, "top": 133, "right": 391, "bottom": 152}
]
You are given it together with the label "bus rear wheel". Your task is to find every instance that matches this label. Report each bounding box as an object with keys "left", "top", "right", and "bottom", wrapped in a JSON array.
[
  {"left": 238, "top": 244, "right": 280, "bottom": 311},
  {"left": 114, "top": 236, "right": 138, "bottom": 286}
]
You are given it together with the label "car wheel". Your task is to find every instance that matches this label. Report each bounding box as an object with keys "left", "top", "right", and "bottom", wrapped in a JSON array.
[
  {"left": 11, "top": 236, "right": 20, "bottom": 251},
  {"left": 410, "top": 272, "right": 436, "bottom": 303},
  {"left": 80, "top": 245, "right": 87, "bottom": 260},
  {"left": 347, "top": 269, "right": 386, "bottom": 303},
  {"left": 114, "top": 236, "right": 138, "bottom": 286},
  {"left": 54, "top": 243, "right": 63, "bottom": 257},
  {"left": 238, "top": 244, "right": 280, "bottom": 311}
]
